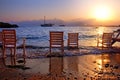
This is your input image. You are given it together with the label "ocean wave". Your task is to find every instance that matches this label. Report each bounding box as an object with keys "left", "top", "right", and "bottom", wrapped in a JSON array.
[
  {"left": 79, "top": 35, "right": 96, "bottom": 39},
  {"left": 25, "top": 36, "right": 48, "bottom": 40}
]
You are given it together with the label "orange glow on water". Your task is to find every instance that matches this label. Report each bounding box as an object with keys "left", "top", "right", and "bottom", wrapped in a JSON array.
[{"left": 97, "top": 27, "right": 105, "bottom": 35}]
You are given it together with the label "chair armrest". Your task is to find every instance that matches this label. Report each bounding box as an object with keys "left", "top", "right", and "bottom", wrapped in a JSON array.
[
  {"left": 22, "top": 37, "right": 26, "bottom": 44},
  {"left": 17, "top": 37, "right": 26, "bottom": 42},
  {"left": 17, "top": 37, "right": 26, "bottom": 57},
  {"left": 16, "top": 37, "right": 26, "bottom": 47}
]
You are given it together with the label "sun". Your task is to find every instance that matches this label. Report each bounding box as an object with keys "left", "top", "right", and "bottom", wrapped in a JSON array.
[{"left": 93, "top": 6, "right": 111, "bottom": 21}]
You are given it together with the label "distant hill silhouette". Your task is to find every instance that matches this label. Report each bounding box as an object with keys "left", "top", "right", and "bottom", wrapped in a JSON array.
[{"left": 0, "top": 22, "right": 18, "bottom": 28}]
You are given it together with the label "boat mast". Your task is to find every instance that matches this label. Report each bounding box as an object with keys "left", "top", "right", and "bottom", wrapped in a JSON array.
[{"left": 44, "top": 16, "right": 46, "bottom": 24}]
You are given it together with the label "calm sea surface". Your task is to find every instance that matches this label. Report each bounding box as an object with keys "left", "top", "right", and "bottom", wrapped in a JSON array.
[{"left": 0, "top": 26, "right": 120, "bottom": 47}]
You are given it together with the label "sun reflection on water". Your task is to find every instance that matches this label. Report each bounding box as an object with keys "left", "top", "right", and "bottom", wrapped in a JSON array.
[
  {"left": 97, "top": 26, "right": 105, "bottom": 35},
  {"left": 96, "top": 26, "right": 105, "bottom": 47},
  {"left": 96, "top": 59, "right": 102, "bottom": 69}
]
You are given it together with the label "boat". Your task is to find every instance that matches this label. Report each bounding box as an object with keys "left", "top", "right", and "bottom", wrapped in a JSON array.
[
  {"left": 41, "top": 16, "right": 54, "bottom": 27},
  {"left": 41, "top": 23, "right": 54, "bottom": 27},
  {"left": 59, "top": 24, "right": 65, "bottom": 26}
]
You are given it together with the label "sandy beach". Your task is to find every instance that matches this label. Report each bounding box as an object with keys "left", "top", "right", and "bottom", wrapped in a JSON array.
[{"left": 0, "top": 47, "right": 120, "bottom": 80}]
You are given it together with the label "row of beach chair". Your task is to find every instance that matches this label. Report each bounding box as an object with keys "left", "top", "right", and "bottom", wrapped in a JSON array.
[
  {"left": 0, "top": 29, "right": 114, "bottom": 58},
  {"left": 50, "top": 31, "right": 79, "bottom": 54},
  {"left": 50, "top": 31, "right": 114, "bottom": 54},
  {"left": 0, "top": 29, "right": 79, "bottom": 57}
]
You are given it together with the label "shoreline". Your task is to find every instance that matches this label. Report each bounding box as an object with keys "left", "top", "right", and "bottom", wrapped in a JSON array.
[
  {"left": 17, "top": 45, "right": 120, "bottom": 58},
  {"left": 1, "top": 45, "right": 120, "bottom": 59}
]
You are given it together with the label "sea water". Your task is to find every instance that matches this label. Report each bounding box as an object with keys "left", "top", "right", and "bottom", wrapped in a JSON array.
[{"left": 0, "top": 26, "right": 120, "bottom": 47}]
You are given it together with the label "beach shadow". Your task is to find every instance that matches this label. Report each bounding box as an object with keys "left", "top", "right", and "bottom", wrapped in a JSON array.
[{"left": 2, "top": 57, "right": 31, "bottom": 70}]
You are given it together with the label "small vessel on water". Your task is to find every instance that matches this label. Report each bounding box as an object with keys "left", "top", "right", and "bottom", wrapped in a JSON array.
[
  {"left": 59, "top": 24, "right": 65, "bottom": 26},
  {"left": 41, "top": 23, "right": 53, "bottom": 27},
  {"left": 41, "top": 16, "right": 54, "bottom": 27}
]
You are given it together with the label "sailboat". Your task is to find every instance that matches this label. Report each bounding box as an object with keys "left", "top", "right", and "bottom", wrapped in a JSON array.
[{"left": 41, "top": 16, "right": 54, "bottom": 27}]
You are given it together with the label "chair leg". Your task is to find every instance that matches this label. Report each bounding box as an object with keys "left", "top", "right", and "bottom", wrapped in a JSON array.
[
  {"left": 61, "top": 46, "right": 64, "bottom": 54},
  {"left": 13, "top": 47, "right": 16, "bottom": 58},
  {"left": 62, "top": 48, "right": 64, "bottom": 54},
  {"left": 13, "top": 57, "right": 16, "bottom": 65},
  {"left": 50, "top": 47, "right": 51, "bottom": 54},
  {"left": 97, "top": 41, "right": 99, "bottom": 47},
  {"left": 102, "top": 45, "right": 103, "bottom": 50},
  {"left": 23, "top": 38, "right": 26, "bottom": 57},
  {"left": 3, "top": 48, "right": 6, "bottom": 58},
  {"left": 23, "top": 48, "right": 26, "bottom": 58},
  {"left": 23, "top": 45, "right": 26, "bottom": 57},
  {"left": 10, "top": 48, "right": 13, "bottom": 57}
]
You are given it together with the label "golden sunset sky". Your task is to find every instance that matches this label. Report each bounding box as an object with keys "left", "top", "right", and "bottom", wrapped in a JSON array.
[{"left": 0, "top": 0, "right": 120, "bottom": 25}]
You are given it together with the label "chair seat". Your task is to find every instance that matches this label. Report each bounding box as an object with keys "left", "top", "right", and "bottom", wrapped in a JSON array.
[
  {"left": 69, "top": 43, "right": 78, "bottom": 45},
  {"left": 4, "top": 45, "right": 16, "bottom": 48},
  {"left": 51, "top": 45, "right": 63, "bottom": 48}
]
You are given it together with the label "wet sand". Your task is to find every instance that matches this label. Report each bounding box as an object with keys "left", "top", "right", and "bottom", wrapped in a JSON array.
[{"left": 0, "top": 47, "right": 120, "bottom": 80}]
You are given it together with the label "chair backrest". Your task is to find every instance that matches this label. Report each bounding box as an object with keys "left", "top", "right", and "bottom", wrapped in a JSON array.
[
  {"left": 102, "top": 33, "right": 113, "bottom": 44},
  {"left": 50, "top": 31, "right": 63, "bottom": 46},
  {"left": 2, "top": 29, "right": 16, "bottom": 47},
  {"left": 68, "top": 33, "right": 78, "bottom": 48}
]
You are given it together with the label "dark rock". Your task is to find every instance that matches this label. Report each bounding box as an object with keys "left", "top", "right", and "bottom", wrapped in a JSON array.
[
  {"left": 17, "top": 60, "right": 25, "bottom": 63},
  {"left": 0, "top": 22, "right": 19, "bottom": 28},
  {"left": 105, "top": 63, "right": 109, "bottom": 68}
]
